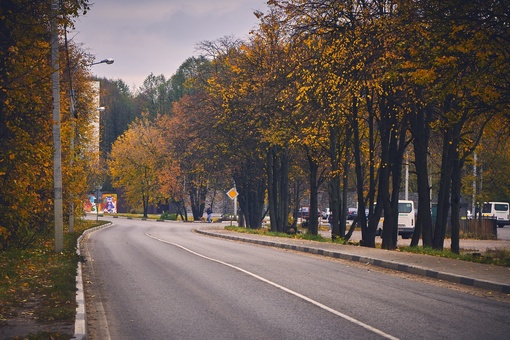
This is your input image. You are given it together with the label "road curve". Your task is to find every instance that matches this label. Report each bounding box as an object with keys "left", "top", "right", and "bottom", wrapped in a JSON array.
[{"left": 81, "top": 218, "right": 510, "bottom": 339}]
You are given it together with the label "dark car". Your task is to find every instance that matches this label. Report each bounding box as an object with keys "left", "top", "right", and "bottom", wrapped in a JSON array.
[
  {"left": 299, "top": 206, "right": 321, "bottom": 219},
  {"left": 347, "top": 208, "right": 357, "bottom": 220},
  {"left": 299, "top": 206, "right": 310, "bottom": 219}
]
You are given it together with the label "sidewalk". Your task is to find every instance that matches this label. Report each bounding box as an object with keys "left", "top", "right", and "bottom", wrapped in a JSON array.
[{"left": 196, "top": 228, "right": 510, "bottom": 294}]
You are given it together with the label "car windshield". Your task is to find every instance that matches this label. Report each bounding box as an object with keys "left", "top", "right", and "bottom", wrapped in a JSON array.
[{"left": 398, "top": 203, "right": 413, "bottom": 214}]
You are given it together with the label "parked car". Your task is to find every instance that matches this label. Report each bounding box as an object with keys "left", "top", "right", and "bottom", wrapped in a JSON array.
[
  {"left": 299, "top": 206, "right": 310, "bottom": 219},
  {"left": 347, "top": 208, "right": 357, "bottom": 220},
  {"left": 299, "top": 206, "right": 321, "bottom": 219},
  {"left": 321, "top": 208, "right": 330, "bottom": 219}
]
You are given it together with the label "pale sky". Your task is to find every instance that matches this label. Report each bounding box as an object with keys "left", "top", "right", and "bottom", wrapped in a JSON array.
[{"left": 74, "top": 0, "right": 268, "bottom": 90}]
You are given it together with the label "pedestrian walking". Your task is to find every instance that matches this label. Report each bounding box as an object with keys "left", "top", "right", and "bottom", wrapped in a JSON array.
[{"left": 206, "top": 206, "right": 213, "bottom": 223}]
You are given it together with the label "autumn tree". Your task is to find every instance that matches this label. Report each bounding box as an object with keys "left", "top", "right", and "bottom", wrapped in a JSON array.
[
  {"left": 149, "top": 115, "right": 187, "bottom": 219},
  {"left": 200, "top": 37, "right": 269, "bottom": 229},
  {"left": 158, "top": 56, "right": 230, "bottom": 221},
  {"left": 246, "top": 12, "right": 298, "bottom": 233},
  {"left": 108, "top": 115, "right": 165, "bottom": 217},
  {"left": 0, "top": 0, "right": 91, "bottom": 249},
  {"left": 407, "top": 0, "right": 509, "bottom": 252}
]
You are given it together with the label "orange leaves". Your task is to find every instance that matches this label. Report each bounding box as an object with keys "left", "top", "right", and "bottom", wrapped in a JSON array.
[
  {"left": 0, "top": 226, "right": 10, "bottom": 241},
  {"left": 109, "top": 116, "right": 172, "bottom": 210}
]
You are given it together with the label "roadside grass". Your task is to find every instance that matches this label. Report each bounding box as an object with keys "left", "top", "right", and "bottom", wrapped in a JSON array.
[
  {"left": 225, "top": 226, "right": 510, "bottom": 267},
  {"left": 400, "top": 246, "right": 510, "bottom": 267},
  {"left": 224, "top": 225, "right": 357, "bottom": 244},
  {"left": 0, "top": 219, "right": 107, "bottom": 339},
  {"left": 111, "top": 213, "right": 180, "bottom": 221}
]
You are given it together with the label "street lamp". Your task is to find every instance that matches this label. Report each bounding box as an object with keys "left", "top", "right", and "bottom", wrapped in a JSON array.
[
  {"left": 88, "top": 58, "right": 114, "bottom": 66},
  {"left": 68, "top": 59, "right": 113, "bottom": 233},
  {"left": 51, "top": 0, "right": 63, "bottom": 252}
]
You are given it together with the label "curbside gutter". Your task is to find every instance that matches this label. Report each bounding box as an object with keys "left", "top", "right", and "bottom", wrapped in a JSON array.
[
  {"left": 195, "top": 229, "right": 510, "bottom": 294},
  {"left": 73, "top": 223, "right": 113, "bottom": 340}
]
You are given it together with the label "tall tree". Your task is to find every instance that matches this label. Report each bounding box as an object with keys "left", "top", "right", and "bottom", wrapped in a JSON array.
[
  {"left": 136, "top": 73, "right": 173, "bottom": 120},
  {"left": 108, "top": 116, "right": 163, "bottom": 217},
  {"left": 0, "top": 0, "right": 91, "bottom": 249},
  {"left": 201, "top": 36, "right": 270, "bottom": 229},
  {"left": 99, "top": 78, "right": 137, "bottom": 159}
]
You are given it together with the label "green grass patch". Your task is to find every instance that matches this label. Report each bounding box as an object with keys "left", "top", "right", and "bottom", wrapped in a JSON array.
[
  {"left": 225, "top": 225, "right": 298, "bottom": 238},
  {"left": 224, "top": 225, "right": 345, "bottom": 243},
  {"left": 0, "top": 219, "right": 106, "bottom": 338},
  {"left": 399, "top": 246, "right": 510, "bottom": 267}
]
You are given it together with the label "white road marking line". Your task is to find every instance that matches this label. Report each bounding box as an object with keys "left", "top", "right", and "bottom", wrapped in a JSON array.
[{"left": 146, "top": 233, "right": 399, "bottom": 340}]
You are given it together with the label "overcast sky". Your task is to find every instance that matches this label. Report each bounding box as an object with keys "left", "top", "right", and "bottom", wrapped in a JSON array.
[{"left": 74, "top": 0, "right": 268, "bottom": 90}]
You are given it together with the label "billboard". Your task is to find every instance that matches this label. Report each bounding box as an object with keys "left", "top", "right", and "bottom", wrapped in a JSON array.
[{"left": 83, "top": 193, "right": 118, "bottom": 214}]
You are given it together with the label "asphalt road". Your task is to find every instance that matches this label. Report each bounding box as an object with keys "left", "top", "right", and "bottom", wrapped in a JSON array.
[{"left": 82, "top": 218, "right": 510, "bottom": 339}]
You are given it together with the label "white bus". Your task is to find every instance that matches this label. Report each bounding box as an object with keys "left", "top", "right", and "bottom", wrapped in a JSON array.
[
  {"left": 377, "top": 200, "right": 415, "bottom": 239},
  {"left": 482, "top": 202, "right": 510, "bottom": 227}
]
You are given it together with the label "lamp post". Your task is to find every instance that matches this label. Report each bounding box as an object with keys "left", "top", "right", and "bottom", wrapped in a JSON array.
[
  {"left": 88, "top": 58, "right": 114, "bottom": 66},
  {"left": 51, "top": 0, "right": 63, "bottom": 252},
  {"left": 96, "top": 185, "right": 102, "bottom": 222},
  {"left": 68, "top": 59, "right": 113, "bottom": 232}
]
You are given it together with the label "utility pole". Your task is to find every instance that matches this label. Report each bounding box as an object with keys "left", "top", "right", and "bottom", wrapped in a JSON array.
[
  {"left": 51, "top": 0, "right": 63, "bottom": 252},
  {"left": 405, "top": 150, "right": 409, "bottom": 201},
  {"left": 472, "top": 152, "right": 477, "bottom": 215},
  {"left": 69, "top": 88, "right": 76, "bottom": 232}
]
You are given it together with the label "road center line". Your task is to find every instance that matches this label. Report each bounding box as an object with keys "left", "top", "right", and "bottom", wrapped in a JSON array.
[{"left": 146, "top": 233, "right": 399, "bottom": 340}]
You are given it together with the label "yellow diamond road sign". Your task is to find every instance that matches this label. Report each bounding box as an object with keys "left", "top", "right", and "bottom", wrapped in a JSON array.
[{"left": 227, "top": 188, "right": 238, "bottom": 200}]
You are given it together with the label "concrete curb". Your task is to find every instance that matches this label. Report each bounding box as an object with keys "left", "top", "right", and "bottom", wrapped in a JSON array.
[
  {"left": 73, "top": 223, "right": 113, "bottom": 340},
  {"left": 195, "top": 229, "right": 510, "bottom": 294}
]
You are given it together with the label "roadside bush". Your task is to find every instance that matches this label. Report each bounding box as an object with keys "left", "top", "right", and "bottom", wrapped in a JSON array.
[{"left": 160, "top": 211, "right": 177, "bottom": 220}]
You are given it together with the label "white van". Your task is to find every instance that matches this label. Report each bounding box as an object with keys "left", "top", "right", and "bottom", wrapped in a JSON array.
[
  {"left": 482, "top": 202, "right": 510, "bottom": 227},
  {"left": 376, "top": 200, "right": 415, "bottom": 239}
]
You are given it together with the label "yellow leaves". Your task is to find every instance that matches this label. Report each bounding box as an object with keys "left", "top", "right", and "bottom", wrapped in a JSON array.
[
  {"left": 409, "top": 68, "right": 437, "bottom": 85},
  {"left": 0, "top": 226, "right": 10, "bottom": 240},
  {"left": 436, "top": 54, "right": 458, "bottom": 66}
]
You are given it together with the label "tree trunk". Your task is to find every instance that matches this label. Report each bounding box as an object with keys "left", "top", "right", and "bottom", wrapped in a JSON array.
[
  {"left": 234, "top": 157, "right": 266, "bottom": 229},
  {"left": 339, "top": 128, "right": 352, "bottom": 239},
  {"left": 378, "top": 97, "right": 393, "bottom": 249},
  {"left": 379, "top": 91, "right": 408, "bottom": 250},
  {"left": 328, "top": 125, "right": 342, "bottom": 239},
  {"left": 142, "top": 194, "right": 149, "bottom": 218},
  {"left": 188, "top": 179, "right": 207, "bottom": 221},
  {"left": 433, "top": 128, "right": 454, "bottom": 250},
  {"left": 340, "top": 160, "right": 348, "bottom": 238},
  {"left": 267, "top": 146, "right": 289, "bottom": 232},
  {"left": 290, "top": 181, "right": 302, "bottom": 230},
  {"left": 450, "top": 125, "right": 463, "bottom": 254},
  {"left": 385, "top": 125, "right": 407, "bottom": 250},
  {"left": 307, "top": 153, "right": 320, "bottom": 235},
  {"left": 410, "top": 107, "right": 433, "bottom": 247}
]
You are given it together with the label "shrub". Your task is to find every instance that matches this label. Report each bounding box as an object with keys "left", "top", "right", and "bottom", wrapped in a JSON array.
[{"left": 160, "top": 211, "right": 177, "bottom": 220}]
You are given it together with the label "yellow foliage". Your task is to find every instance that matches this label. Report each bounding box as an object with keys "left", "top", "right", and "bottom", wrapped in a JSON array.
[{"left": 0, "top": 226, "right": 10, "bottom": 240}]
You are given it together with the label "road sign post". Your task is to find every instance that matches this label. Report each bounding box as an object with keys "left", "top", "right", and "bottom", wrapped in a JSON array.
[{"left": 226, "top": 188, "right": 238, "bottom": 226}]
